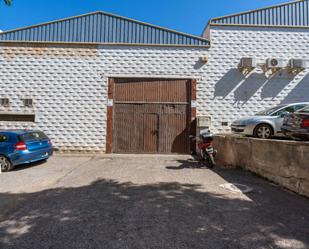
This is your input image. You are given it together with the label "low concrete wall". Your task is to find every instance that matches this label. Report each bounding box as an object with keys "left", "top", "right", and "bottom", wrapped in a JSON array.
[{"left": 214, "top": 135, "right": 309, "bottom": 198}]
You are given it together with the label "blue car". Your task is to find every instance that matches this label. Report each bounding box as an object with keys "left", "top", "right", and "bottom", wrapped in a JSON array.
[{"left": 0, "top": 130, "right": 53, "bottom": 172}]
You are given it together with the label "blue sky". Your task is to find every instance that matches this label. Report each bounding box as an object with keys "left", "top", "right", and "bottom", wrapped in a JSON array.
[{"left": 0, "top": 0, "right": 289, "bottom": 36}]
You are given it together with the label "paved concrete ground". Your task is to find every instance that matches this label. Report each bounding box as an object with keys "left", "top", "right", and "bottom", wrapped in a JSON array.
[{"left": 0, "top": 155, "right": 308, "bottom": 249}]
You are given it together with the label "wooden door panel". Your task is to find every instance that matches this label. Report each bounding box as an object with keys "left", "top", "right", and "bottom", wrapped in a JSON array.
[
  {"left": 159, "top": 113, "right": 189, "bottom": 154},
  {"left": 143, "top": 114, "right": 158, "bottom": 153},
  {"left": 112, "top": 78, "right": 191, "bottom": 154},
  {"left": 114, "top": 78, "right": 190, "bottom": 103},
  {"left": 113, "top": 112, "right": 133, "bottom": 153},
  {"left": 113, "top": 111, "right": 143, "bottom": 153}
]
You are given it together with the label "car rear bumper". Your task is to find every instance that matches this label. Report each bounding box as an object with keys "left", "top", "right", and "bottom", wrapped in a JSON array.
[{"left": 9, "top": 147, "right": 53, "bottom": 166}]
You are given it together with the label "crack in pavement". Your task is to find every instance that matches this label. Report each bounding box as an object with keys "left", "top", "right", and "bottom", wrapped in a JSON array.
[{"left": 52, "top": 156, "right": 96, "bottom": 187}]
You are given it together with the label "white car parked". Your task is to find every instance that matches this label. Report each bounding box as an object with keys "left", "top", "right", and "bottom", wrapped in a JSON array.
[{"left": 231, "top": 102, "right": 309, "bottom": 139}]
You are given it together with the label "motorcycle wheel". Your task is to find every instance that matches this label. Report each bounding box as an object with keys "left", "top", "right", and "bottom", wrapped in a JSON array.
[{"left": 206, "top": 154, "right": 215, "bottom": 169}]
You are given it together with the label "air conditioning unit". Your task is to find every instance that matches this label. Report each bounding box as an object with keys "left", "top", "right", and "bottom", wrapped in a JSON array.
[
  {"left": 289, "top": 59, "right": 307, "bottom": 69},
  {"left": 238, "top": 57, "right": 257, "bottom": 75},
  {"left": 266, "top": 58, "right": 286, "bottom": 69},
  {"left": 239, "top": 57, "right": 257, "bottom": 68}
]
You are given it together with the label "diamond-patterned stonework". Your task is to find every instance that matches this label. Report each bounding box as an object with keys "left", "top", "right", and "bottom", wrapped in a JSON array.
[{"left": 0, "top": 25, "right": 308, "bottom": 152}]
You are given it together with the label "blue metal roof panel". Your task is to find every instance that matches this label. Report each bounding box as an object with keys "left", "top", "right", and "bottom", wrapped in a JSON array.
[
  {"left": 210, "top": 0, "right": 309, "bottom": 27},
  {"left": 0, "top": 11, "right": 209, "bottom": 46}
]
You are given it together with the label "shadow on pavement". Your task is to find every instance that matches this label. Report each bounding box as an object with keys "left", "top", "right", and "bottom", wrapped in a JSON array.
[
  {"left": 1, "top": 169, "right": 309, "bottom": 249},
  {"left": 11, "top": 160, "right": 47, "bottom": 172},
  {"left": 165, "top": 158, "right": 206, "bottom": 170}
]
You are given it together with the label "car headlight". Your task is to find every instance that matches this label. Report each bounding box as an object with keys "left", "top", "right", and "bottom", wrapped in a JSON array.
[{"left": 232, "top": 121, "right": 241, "bottom": 126}]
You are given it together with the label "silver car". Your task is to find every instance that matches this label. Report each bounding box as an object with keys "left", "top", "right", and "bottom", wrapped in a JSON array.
[{"left": 231, "top": 102, "right": 309, "bottom": 139}]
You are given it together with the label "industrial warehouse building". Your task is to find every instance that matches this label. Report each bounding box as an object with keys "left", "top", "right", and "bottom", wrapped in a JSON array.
[{"left": 0, "top": 0, "right": 308, "bottom": 153}]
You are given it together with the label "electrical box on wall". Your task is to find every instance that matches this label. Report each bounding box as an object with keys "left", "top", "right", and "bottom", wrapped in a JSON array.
[{"left": 197, "top": 116, "right": 211, "bottom": 128}]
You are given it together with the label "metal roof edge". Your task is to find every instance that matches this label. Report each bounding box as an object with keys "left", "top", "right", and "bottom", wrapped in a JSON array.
[
  {"left": 97, "top": 11, "right": 210, "bottom": 42},
  {"left": 0, "top": 10, "right": 210, "bottom": 44},
  {"left": 201, "top": 20, "right": 212, "bottom": 37},
  {"left": 0, "top": 40, "right": 211, "bottom": 48},
  {"left": 0, "top": 10, "right": 102, "bottom": 35},
  {"left": 209, "top": 0, "right": 305, "bottom": 23},
  {"left": 209, "top": 22, "right": 309, "bottom": 29}
]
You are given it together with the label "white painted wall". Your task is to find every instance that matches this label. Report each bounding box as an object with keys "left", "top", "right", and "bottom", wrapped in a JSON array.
[
  {"left": 202, "top": 25, "right": 309, "bottom": 133},
  {"left": 0, "top": 25, "right": 308, "bottom": 152},
  {"left": 0, "top": 45, "right": 207, "bottom": 151}
]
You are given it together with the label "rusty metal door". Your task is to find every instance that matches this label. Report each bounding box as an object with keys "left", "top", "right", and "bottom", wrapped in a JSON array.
[
  {"left": 112, "top": 78, "right": 190, "bottom": 154},
  {"left": 143, "top": 114, "right": 159, "bottom": 153},
  {"left": 159, "top": 105, "right": 189, "bottom": 154}
]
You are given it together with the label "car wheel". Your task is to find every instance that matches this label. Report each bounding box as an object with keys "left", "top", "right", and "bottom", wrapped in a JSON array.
[
  {"left": 254, "top": 124, "right": 273, "bottom": 139},
  {"left": 0, "top": 156, "right": 13, "bottom": 172}
]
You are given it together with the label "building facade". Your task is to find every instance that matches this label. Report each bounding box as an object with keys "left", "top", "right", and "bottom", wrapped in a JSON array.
[{"left": 0, "top": 0, "right": 308, "bottom": 153}]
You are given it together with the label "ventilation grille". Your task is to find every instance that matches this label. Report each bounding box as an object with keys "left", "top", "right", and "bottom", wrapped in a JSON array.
[
  {"left": 0, "top": 98, "right": 10, "bottom": 107},
  {"left": 23, "top": 99, "right": 33, "bottom": 107},
  {"left": 0, "top": 114, "right": 35, "bottom": 122}
]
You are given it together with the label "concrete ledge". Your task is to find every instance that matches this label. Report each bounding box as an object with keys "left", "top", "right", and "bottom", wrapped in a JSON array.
[{"left": 214, "top": 135, "right": 309, "bottom": 198}]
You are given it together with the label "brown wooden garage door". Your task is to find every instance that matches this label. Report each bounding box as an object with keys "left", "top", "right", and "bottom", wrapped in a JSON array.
[{"left": 112, "top": 78, "right": 191, "bottom": 154}]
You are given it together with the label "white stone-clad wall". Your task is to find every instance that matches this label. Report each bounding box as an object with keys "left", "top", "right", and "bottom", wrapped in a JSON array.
[
  {"left": 0, "top": 44, "right": 207, "bottom": 151},
  {"left": 202, "top": 25, "right": 309, "bottom": 131},
  {"left": 0, "top": 25, "right": 308, "bottom": 152}
]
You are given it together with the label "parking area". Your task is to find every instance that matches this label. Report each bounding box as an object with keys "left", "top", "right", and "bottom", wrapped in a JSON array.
[{"left": 0, "top": 155, "right": 309, "bottom": 249}]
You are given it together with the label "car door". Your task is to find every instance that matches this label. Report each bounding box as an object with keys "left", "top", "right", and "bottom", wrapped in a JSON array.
[
  {"left": 272, "top": 105, "right": 307, "bottom": 133},
  {"left": 272, "top": 106, "right": 296, "bottom": 133},
  {"left": 0, "top": 134, "right": 9, "bottom": 155}
]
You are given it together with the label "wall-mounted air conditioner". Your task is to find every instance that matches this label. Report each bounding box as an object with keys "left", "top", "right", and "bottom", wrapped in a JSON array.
[
  {"left": 288, "top": 59, "right": 307, "bottom": 74},
  {"left": 239, "top": 57, "right": 257, "bottom": 68},
  {"left": 289, "top": 59, "right": 307, "bottom": 69},
  {"left": 266, "top": 58, "right": 286, "bottom": 69},
  {"left": 238, "top": 57, "right": 257, "bottom": 75}
]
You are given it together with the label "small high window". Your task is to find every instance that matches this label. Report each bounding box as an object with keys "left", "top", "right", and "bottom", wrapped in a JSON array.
[
  {"left": 0, "top": 98, "right": 10, "bottom": 107},
  {"left": 23, "top": 99, "right": 33, "bottom": 107}
]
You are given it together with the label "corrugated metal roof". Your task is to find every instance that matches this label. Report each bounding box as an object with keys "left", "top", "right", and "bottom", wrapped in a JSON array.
[
  {"left": 0, "top": 11, "right": 209, "bottom": 46},
  {"left": 210, "top": 0, "right": 309, "bottom": 27}
]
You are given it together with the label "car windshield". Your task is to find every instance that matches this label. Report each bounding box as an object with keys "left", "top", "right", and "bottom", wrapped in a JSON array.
[
  {"left": 255, "top": 105, "right": 286, "bottom": 116},
  {"left": 299, "top": 106, "right": 309, "bottom": 113}
]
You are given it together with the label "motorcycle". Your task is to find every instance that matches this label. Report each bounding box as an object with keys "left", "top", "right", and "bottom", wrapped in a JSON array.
[{"left": 190, "top": 130, "right": 217, "bottom": 168}]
